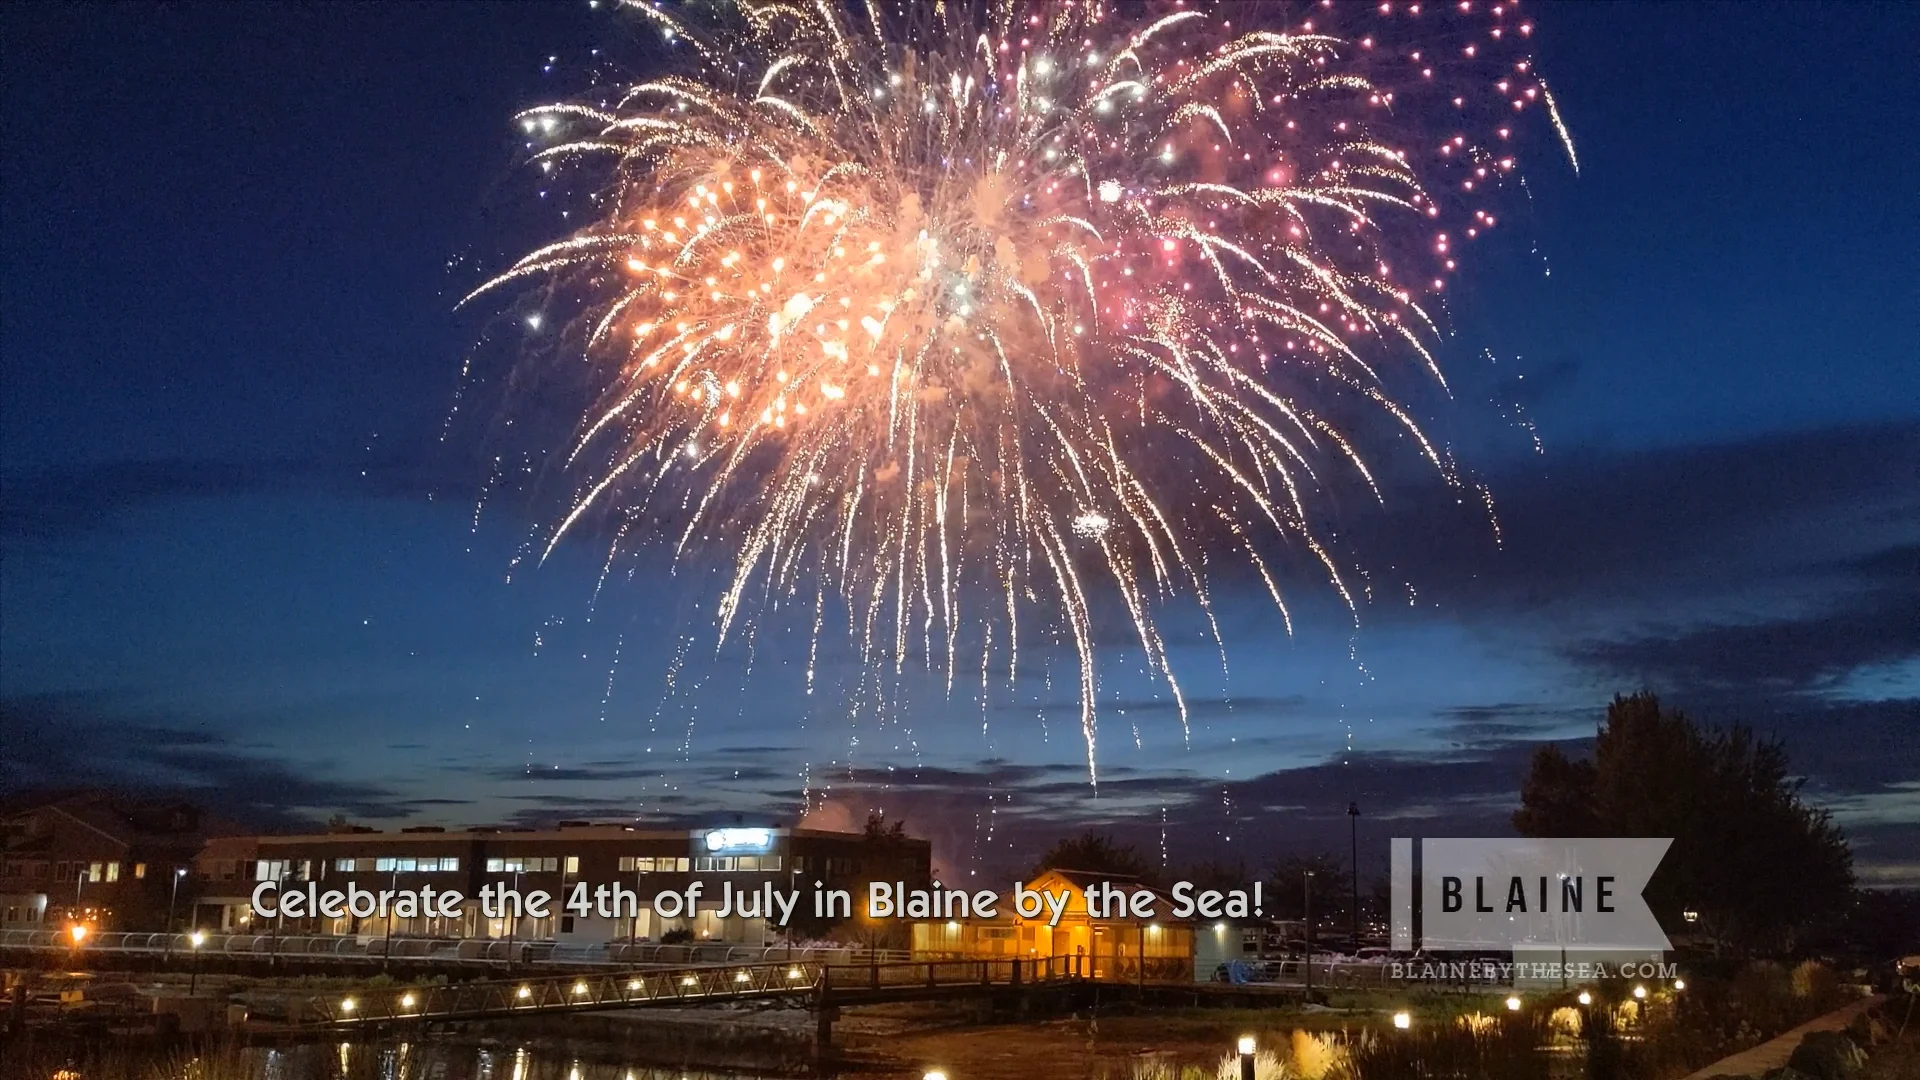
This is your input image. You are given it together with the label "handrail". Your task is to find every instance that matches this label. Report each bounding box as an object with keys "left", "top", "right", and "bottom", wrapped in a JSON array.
[
  {"left": 294, "top": 956, "right": 1087, "bottom": 1026},
  {"left": 299, "top": 960, "right": 831, "bottom": 1025},
  {"left": 0, "top": 929, "right": 914, "bottom": 969}
]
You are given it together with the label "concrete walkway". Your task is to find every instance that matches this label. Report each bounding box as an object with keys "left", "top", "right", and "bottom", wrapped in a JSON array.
[{"left": 1678, "top": 995, "right": 1884, "bottom": 1080}]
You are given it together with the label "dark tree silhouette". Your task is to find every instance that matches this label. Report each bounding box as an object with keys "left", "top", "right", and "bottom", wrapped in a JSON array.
[
  {"left": 1032, "top": 831, "right": 1154, "bottom": 881},
  {"left": 1267, "top": 852, "right": 1353, "bottom": 927},
  {"left": 1515, "top": 693, "right": 1853, "bottom": 953}
]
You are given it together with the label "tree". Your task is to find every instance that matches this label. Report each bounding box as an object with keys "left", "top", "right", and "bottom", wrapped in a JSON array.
[
  {"left": 1032, "top": 831, "right": 1154, "bottom": 882},
  {"left": 1515, "top": 693, "right": 1853, "bottom": 953},
  {"left": 783, "top": 813, "right": 921, "bottom": 945},
  {"left": 1267, "top": 852, "right": 1353, "bottom": 929}
]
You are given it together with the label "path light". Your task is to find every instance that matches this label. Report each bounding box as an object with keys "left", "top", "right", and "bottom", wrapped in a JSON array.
[
  {"left": 1632, "top": 985, "right": 1647, "bottom": 1000},
  {"left": 340, "top": 997, "right": 356, "bottom": 1013},
  {"left": 1236, "top": 1036, "right": 1256, "bottom": 1080},
  {"left": 517, "top": 986, "right": 531, "bottom": 999},
  {"left": 68, "top": 924, "right": 88, "bottom": 944},
  {"left": 628, "top": 979, "right": 641, "bottom": 991},
  {"left": 1392, "top": 1010, "right": 1412, "bottom": 1029},
  {"left": 1505, "top": 995, "right": 1522, "bottom": 1011},
  {"left": 682, "top": 976, "right": 697, "bottom": 987},
  {"left": 400, "top": 993, "right": 416, "bottom": 1009},
  {"left": 788, "top": 967, "right": 804, "bottom": 980},
  {"left": 923, "top": 1072, "right": 948, "bottom": 1080},
  {"left": 189, "top": 930, "right": 205, "bottom": 948},
  {"left": 735, "top": 971, "right": 750, "bottom": 982},
  {"left": 1673, "top": 979, "right": 1686, "bottom": 991},
  {"left": 1577, "top": 990, "right": 1592, "bottom": 1005},
  {"left": 573, "top": 982, "right": 589, "bottom": 995}
]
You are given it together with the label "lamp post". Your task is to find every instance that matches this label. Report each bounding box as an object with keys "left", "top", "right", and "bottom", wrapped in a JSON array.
[
  {"left": 1236, "top": 1035, "right": 1256, "bottom": 1080},
  {"left": 189, "top": 930, "right": 205, "bottom": 994},
  {"left": 1347, "top": 803, "right": 1361, "bottom": 952},
  {"left": 504, "top": 868, "right": 524, "bottom": 974},
  {"left": 383, "top": 865, "right": 399, "bottom": 971},
  {"left": 1303, "top": 870, "right": 1315, "bottom": 998},
  {"left": 165, "top": 867, "right": 187, "bottom": 960}
]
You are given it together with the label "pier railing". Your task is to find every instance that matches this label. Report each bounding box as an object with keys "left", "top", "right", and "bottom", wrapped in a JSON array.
[{"left": 0, "top": 929, "right": 912, "bottom": 969}]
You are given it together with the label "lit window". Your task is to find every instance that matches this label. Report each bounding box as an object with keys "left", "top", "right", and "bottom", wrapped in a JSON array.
[
  {"left": 676, "top": 857, "right": 690, "bottom": 872},
  {"left": 694, "top": 857, "right": 714, "bottom": 872},
  {"left": 486, "top": 858, "right": 504, "bottom": 873},
  {"left": 761, "top": 856, "right": 781, "bottom": 872},
  {"left": 442, "top": 857, "right": 458, "bottom": 872},
  {"left": 336, "top": 858, "right": 356, "bottom": 872},
  {"left": 105, "top": 862, "right": 120, "bottom": 883},
  {"left": 133, "top": 863, "right": 147, "bottom": 880},
  {"left": 736, "top": 856, "right": 758, "bottom": 872},
  {"left": 90, "top": 862, "right": 104, "bottom": 882},
  {"left": 565, "top": 856, "right": 580, "bottom": 875}
]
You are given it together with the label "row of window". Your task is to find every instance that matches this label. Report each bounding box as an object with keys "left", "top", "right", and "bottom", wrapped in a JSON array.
[
  {"left": 619, "top": 856, "right": 690, "bottom": 872},
  {"left": 693, "top": 855, "right": 784, "bottom": 872},
  {"left": 485, "top": 856, "right": 567, "bottom": 873},
  {"left": 1, "top": 860, "right": 149, "bottom": 883},
  {"left": 333, "top": 857, "right": 460, "bottom": 873}
]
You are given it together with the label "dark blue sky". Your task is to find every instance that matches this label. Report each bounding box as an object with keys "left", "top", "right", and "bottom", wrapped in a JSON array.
[{"left": 3, "top": 2, "right": 1916, "bottom": 886}]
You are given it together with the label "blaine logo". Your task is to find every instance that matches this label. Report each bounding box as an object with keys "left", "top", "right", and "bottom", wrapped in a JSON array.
[{"left": 1390, "top": 837, "right": 1673, "bottom": 952}]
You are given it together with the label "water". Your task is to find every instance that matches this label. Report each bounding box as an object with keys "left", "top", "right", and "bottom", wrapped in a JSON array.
[
  {"left": 0, "top": 1038, "right": 793, "bottom": 1080},
  {"left": 268, "top": 1044, "right": 782, "bottom": 1080}
]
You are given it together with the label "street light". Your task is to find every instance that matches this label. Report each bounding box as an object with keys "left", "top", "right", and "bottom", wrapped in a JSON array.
[
  {"left": 189, "top": 930, "right": 206, "bottom": 994},
  {"left": 165, "top": 867, "right": 188, "bottom": 960},
  {"left": 1302, "top": 870, "right": 1315, "bottom": 998},
  {"left": 1236, "top": 1035, "right": 1256, "bottom": 1080},
  {"left": 69, "top": 923, "right": 88, "bottom": 946},
  {"left": 1347, "top": 802, "right": 1361, "bottom": 952}
]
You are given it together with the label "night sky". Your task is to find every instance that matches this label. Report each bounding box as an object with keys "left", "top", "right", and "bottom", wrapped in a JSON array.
[{"left": 3, "top": 2, "right": 1916, "bottom": 888}]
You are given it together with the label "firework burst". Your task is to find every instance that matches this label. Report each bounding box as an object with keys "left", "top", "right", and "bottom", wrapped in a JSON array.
[{"left": 469, "top": 0, "right": 1568, "bottom": 780}]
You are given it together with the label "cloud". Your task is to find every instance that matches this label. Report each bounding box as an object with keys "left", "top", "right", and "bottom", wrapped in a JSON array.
[
  {"left": 0, "top": 692, "right": 414, "bottom": 826},
  {"left": 1568, "top": 595, "right": 1920, "bottom": 694},
  {"left": 0, "top": 452, "right": 457, "bottom": 542},
  {"left": 1332, "top": 421, "right": 1920, "bottom": 614}
]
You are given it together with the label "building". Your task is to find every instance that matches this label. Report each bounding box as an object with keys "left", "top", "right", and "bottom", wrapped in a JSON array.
[
  {"left": 908, "top": 869, "right": 1194, "bottom": 980},
  {"left": 189, "top": 821, "right": 931, "bottom": 947},
  {"left": 1, "top": 793, "right": 235, "bottom": 933}
]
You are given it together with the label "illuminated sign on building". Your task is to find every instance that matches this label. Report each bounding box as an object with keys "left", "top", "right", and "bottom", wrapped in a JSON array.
[{"left": 704, "top": 828, "right": 774, "bottom": 854}]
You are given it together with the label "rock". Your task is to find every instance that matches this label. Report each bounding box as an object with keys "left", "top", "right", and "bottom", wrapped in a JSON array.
[
  {"left": 1843, "top": 1009, "right": 1891, "bottom": 1047},
  {"left": 1785, "top": 1031, "right": 1868, "bottom": 1080}
]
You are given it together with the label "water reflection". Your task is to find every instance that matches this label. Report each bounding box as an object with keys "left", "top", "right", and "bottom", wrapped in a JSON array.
[{"left": 238, "top": 1042, "right": 780, "bottom": 1080}]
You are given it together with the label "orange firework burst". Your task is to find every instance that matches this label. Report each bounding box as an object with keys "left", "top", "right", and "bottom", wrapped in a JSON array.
[{"left": 469, "top": 0, "right": 1569, "bottom": 779}]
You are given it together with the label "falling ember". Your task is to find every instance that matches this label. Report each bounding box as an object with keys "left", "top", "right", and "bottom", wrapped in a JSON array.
[{"left": 469, "top": 0, "right": 1566, "bottom": 782}]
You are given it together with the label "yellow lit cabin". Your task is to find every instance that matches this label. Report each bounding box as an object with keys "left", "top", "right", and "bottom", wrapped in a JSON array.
[{"left": 909, "top": 868, "right": 1193, "bottom": 981}]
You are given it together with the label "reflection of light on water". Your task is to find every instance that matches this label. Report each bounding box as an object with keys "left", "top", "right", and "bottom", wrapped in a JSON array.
[{"left": 219, "top": 1042, "right": 785, "bottom": 1080}]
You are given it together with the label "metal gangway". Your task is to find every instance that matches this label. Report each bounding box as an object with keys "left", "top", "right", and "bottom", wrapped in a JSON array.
[
  {"left": 282, "top": 956, "right": 1088, "bottom": 1027},
  {"left": 0, "top": 928, "right": 912, "bottom": 970}
]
